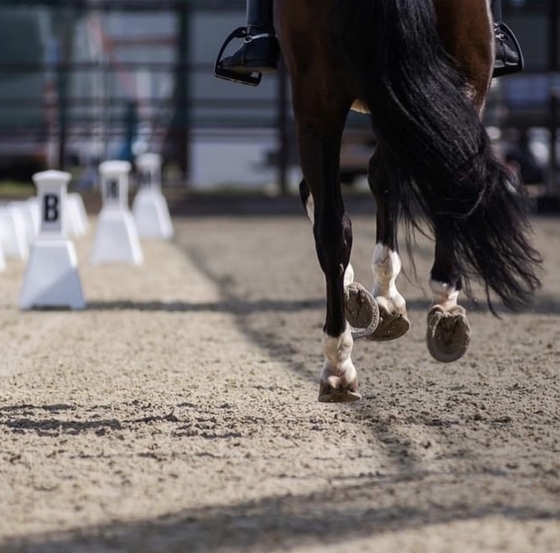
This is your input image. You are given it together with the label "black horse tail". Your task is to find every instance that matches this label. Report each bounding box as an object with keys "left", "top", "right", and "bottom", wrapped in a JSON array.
[{"left": 330, "top": 0, "right": 541, "bottom": 310}]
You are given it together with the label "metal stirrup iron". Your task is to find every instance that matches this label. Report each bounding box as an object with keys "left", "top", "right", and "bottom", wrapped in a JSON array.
[
  {"left": 214, "top": 28, "right": 263, "bottom": 87},
  {"left": 494, "top": 21, "right": 524, "bottom": 77}
]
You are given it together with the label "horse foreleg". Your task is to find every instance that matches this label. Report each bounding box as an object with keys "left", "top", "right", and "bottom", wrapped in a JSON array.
[
  {"left": 427, "top": 220, "right": 471, "bottom": 362},
  {"left": 298, "top": 169, "right": 360, "bottom": 402},
  {"left": 299, "top": 179, "right": 379, "bottom": 341},
  {"left": 296, "top": 107, "right": 364, "bottom": 402},
  {"left": 366, "top": 150, "right": 411, "bottom": 342}
]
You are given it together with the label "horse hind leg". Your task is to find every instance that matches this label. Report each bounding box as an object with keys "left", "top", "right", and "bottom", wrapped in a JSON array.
[
  {"left": 424, "top": 0, "right": 492, "bottom": 362},
  {"left": 299, "top": 179, "right": 379, "bottom": 341},
  {"left": 366, "top": 150, "right": 411, "bottom": 342},
  {"left": 426, "top": 220, "right": 471, "bottom": 362}
]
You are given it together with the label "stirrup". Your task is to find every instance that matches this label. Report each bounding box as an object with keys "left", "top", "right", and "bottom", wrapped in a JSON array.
[
  {"left": 214, "top": 27, "right": 262, "bottom": 87},
  {"left": 494, "top": 22, "right": 524, "bottom": 78}
]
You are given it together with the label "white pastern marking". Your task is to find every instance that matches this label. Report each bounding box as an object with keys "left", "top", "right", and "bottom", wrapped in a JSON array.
[
  {"left": 344, "top": 263, "right": 355, "bottom": 287},
  {"left": 429, "top": 279, "right": 460, "bottom": 310},
  {"left": 322, "top": 324, "right": 355, "bottom": 378},
  {"left": 372, "top": 244, "right": 405, "bottom": 306}
]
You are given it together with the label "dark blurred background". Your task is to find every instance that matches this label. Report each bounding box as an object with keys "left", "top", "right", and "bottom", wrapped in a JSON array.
[{"left": 0, "top": 0, "right": 558, "bottom": 199}]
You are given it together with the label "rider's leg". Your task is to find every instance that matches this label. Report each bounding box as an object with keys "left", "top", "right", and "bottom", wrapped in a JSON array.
[
  {"left": 491, "top": 0, "right": 523, "bottom": 77},
  {"left": 219, "top": 0, "right": 279, "bottom": 75}
]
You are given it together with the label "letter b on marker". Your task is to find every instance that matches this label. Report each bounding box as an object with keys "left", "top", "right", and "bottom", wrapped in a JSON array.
[{"left": 44, "top": 194, "right": 59, "bottom": 222}]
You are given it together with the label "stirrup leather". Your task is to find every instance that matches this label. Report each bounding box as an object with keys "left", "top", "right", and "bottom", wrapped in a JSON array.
[
  {"left": 214, "top": 27, "right": 262, "bottom": 87},
  {"left": 494, "top": 22, "right": 524, "bottom": 77}
]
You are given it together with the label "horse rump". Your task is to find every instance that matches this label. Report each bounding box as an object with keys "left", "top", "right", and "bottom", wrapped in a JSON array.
[{"left": 329, "top": 0, "right": 541, "bottom": 311}]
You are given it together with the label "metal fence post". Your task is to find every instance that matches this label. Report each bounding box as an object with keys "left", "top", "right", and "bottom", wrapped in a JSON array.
[
  {"left": 56, "top": 7, "right": 76, "bottom": 170},
  {"left": 176, "top": 2, "right": 191, "bottom": 183}
]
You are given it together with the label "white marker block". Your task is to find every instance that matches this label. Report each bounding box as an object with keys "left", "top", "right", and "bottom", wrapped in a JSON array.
[
  {"left": 11, "top": 200, "right": 40, "bottom": 245},
  {"left": 0, "top": 204, "right": 29, "bottom": 260},
  {"left": 132, "top": 189, "right": 173, "bottom": 240},
  {"left": 19, "top": 170, "right": 86, "bottom": 310},
  {"left": 132, "top": 153, "right": 173, "bottom": 239},
  {"left": 136, "top": 153, "right": 163, "bottom": 192},
  {"left": 27, "top": 197, "right": 41, "bottom": 235},
  {"left": 66, "top": 193, "right": 89, "bottom": 237},
  {"left": 90, "top": 160, "right": 143, "bottom": 265}
]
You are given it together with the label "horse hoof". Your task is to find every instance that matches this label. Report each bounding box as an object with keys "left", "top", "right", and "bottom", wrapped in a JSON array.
[
  {"left": 318, "top": 386, "right": 362, "bottom": 403},
  {"left": 318, "top": 375, "right": 361, "bottom": 403},
  {"left": 344, "top": 282, "right": 380, "bottom": 339},
  {"left": 367, "top": 298, "right": 410, "bottom": 341},
  {"left": 426, "top": 305, "right": 471, "bottom": 363}
]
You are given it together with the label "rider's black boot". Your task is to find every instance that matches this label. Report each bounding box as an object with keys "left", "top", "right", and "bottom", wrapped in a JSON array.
[
  {"left": 215, "top": 0, "right": 280, "bottom": 86},
  {"left": 491, "top": 0, "right": 524, "bottom": 77}
]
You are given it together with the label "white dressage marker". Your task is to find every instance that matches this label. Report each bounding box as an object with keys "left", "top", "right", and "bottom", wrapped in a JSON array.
[
  {"left": 0, "top": 204, "right": 29, "bottom": 260},
  {"left": 27, "top": 197, "right": 41, "bottom": 235},
  {"left": 132, "top": 153, "right": 173, "bottom": 239},
  {"left": 19, "top": 170, "right": 86, "bottom": 310},
  {"left": 66, "top": 192, "right": 90, "bottom": 237},
  {"left": 10, "top": 200, "right": 39, "bottom": 245},
  {"left": 90, "top": 160, "right": 143, "bottom": 265}
]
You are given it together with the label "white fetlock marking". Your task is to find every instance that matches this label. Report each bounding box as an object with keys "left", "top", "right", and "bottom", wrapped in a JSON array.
[
  {"left": 321, "top": 323, "right": 355, "bottom": 380},
  {"left": 429, "top": 279, "right": 459, "bottom": 311},
  {"left": 372, "top": 244, "right": 406, "bottom": 308},
  {"left": 344, "top": 263, "right": 355, "bottom": 288}
]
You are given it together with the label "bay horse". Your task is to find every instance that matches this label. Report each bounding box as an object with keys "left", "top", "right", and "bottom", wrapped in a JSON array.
[{"left": 275, "top": 0, "right": 542, "bottom": 402}]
